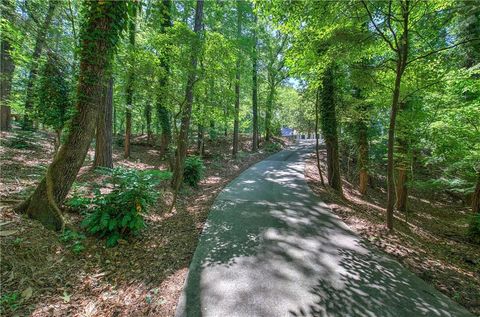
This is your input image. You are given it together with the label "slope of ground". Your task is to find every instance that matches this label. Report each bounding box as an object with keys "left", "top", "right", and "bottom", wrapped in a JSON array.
[
  {"left": 305, "top": 152, "right": 480, "bottom": 316},
  {"left": 0, "top": 128, "right": 282, "bottom": 317}
]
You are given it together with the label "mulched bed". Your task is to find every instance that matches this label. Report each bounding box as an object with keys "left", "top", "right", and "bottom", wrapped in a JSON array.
[{"left": 304, "top": 152, "right": 480, "bottom": 316}]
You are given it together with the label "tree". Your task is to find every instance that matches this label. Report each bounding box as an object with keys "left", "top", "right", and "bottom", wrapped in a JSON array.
[
  {"left": 320, "top": 66, "right": 342, "bottom": 193},
  {"left": 264, "top": 30, "right": 287, "bottom": 142},
  {"left": 171, "top": 0, "right": 204, "bottom": 191},
  {"left": 314, "top": 88, "right": 325, "bottom": 187},
  {"left": 155, "top": 0, "right": 172, "bottom": 158},
  {"left": 232, "top": 0, "right": 242, "bottom": 158},
  {"left": 23, "top": 0, "right": 57, "bottom": 130},
  {"left": 124, "top": 5, "right": 137, "bottom": 159},
  {"left": 15, "top": 0, "right": 130, "bottom": 230},
  {"left": 0, "top": 0, "right": 16, "bottom": 131},
  {"left": 94, "top": 76, "right": 114, "bottom": 168},
  {"left": 251, "top": 13, "right": 259, "bottom": 151}
]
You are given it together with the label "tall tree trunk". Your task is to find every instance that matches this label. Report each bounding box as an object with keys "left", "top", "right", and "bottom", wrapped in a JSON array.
[
  {"left": 0, "top": 0, "right": 15, "bottom": 131},
  {"left": 124, "top": 7, "right": 137, "bottom": 159},
  {"left": 395, "top": 102, "right": 409, "bottom": 212},
  {"left": 232, "top": 1, "right": 242, "bottom": 158},
  {"left": 315, "top": 88, "right": 325, "bottom": 187},
  {"left": 145, "top": 102, "right": 152, "bottom": 144},
  {"left": 251, "top": 14, "right": 259, "bottom": 151},
  {"left": 357, "top": 110, "right": 369, "bottom": 195},
  {"left": 157, "top": 0, "right": 172, "bottom": 158},
  {"left": 265, "top": 80, "right": 274, "bottom": 142},
  {"left": 320, "top": 66, "right": 342, "bottom": 193},
  {"left": 197, "top": 124, "right": 204, "bottom": 156},
  {"left": 386, "top": 11, "right": 409, "bottom": 230},
  {"left": 94, "top": 76, "right": 114, "bottom": 168},
  {"left": 171, "top": 0, "right": 204, "bottom": 190},
  {"left": 124, "top": 12, "right": 136, "bottom": 159},
  {"left": 23, "top": 0, "right": 57, "bottom": 130},
  {"left": 15, "top": 0, "right": 128, "bottom": 230}
]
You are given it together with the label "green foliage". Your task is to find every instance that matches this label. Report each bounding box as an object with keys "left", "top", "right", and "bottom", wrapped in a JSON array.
[
  {"left": 183, "top": 155, "right": 205, "bottom": 187},
  {"left": 468, "top": 213, "right": 480, "bottom": 244},
  {"left": 0, "top": 291, "right": 21, "bottom": 313},
  {"left": 60, "top": 229, "right": 86, "bottom": 253},
  {"left": 76, "top": 168, "right": 171, "bottom": 247},
  {"left": 35, "top": 53, "right": 73, "bottom": 132}
]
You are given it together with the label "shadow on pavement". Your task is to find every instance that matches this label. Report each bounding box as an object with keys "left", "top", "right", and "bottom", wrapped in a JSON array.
[{"left": 176, "top": 142, "right": 472, "bottom": 317}]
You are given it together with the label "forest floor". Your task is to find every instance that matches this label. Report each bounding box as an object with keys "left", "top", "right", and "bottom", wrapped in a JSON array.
[
  {"left": 305, "top": 152, "right": 480, "bottom": 316},
  {"left": 0, "top": 127, "right": 284, "bottom": 317}
]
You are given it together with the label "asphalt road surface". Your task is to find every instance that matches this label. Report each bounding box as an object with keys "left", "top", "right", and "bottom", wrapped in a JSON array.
[{"left": 175, "top": 141, "right": 473, "bottom": 317}]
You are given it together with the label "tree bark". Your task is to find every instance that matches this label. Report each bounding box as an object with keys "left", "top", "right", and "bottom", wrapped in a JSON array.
[
  {"left": 314, "top": 88, "right": 325, "bottom": 187},
  {"left": 124, "top": 7, "right": 137, "bottom": 159},
  {"left": 386, "top": 5, "right": 409, "bottom": 230},
  {"left": 0, "top": 0, "right": 15, "bottom": 131},
  {"left": 23, "top": 0, "right": 57, "bottom": 130},
  {"left": 251, "top": 14, "right": 259, "bottom": 152},
  {"left": 15, "top": 0, "right": 128, "bottom": 230},
  {"left": 265, "top": 80, "right": 274, "bottom": 142},
  {"left": 197, "top": 124, "right": 205, "bottom": 156},
  {"left": 232, "top": 1, "right": 242, "bottom": 158},
  {"left": 94, "top": 77, "right": 114, "bottom": 168},
  {"left": 358, "top": 113, "right": 369, "bottom": 195},
  {"left": 320, "top": 66, "right": 342, "bottom": 193},
  {"left": 156, "top": 0, "right": 172, "bottom": 157},
  {"left": 171, "top": 0, "right": 204, "bottom": 190},
  {"left": 145, "top": 102, "right": 152, "bottom": 144}
]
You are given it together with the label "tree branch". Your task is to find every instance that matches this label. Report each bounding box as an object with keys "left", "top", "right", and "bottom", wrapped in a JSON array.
[
  {"left": 361, "top": 0, "right": 398, "bottom": 53},
  {"left": 406, "top": 38, "right": 480, "bottom": 65}
]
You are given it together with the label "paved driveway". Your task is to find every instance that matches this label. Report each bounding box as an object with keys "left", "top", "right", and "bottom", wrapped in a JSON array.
[{"left": 175, "top": 141, "right": 473, "bottom": 317}]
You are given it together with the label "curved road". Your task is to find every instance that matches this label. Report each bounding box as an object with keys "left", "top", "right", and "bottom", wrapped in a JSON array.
[{"left": 175, "top": 142, "right": 473, "bottom": 317}]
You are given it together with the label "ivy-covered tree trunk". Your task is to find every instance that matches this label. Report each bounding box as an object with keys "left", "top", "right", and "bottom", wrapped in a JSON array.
[
  {"left": 15, "top": 0, "right": 129, "bottom": 230},
  {"left": 94, "top": 76, "right": 114, "bottom": 168},
  {"left": 251, "top": 14, "right": 259, "bottom": 151},
  {"left": 320, "top": 66, "right": 342, "bottom": 193},
  {"left": 157, "top": 0, "right": 172, "bottom": 157},
  {"left": 0, "top": 0, "right": 15, "bottom": 131},
  {"left": 315, "top": 88, "right": 325, "bottom": 187},
  {"left": 232, "top": 1, "right": 242, "bottom": 158},
  {"left": 171, "top": 0, "right": 204, "bottom": 190},
  {"left": 23, "top": 0, "right": 57, "bottom": 130},
  {"left": 124, "top": 8, "right": 137, "bottom": 159}
]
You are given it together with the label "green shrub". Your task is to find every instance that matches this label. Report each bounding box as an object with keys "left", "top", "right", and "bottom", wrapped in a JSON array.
[
  {"left": 468, "top": 213, "right": 480, "bottom": 244},
  {"left": 184, "top": 155, "right": 205, "bottom": 187},
  {"left": 75, "top": 168, "right": 171, "bottom": 247},
  {"left": 264, "top": 141, "right": 282, "bottom": 153}
]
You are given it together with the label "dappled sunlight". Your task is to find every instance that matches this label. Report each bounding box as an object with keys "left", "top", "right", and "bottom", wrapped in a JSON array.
[{"left": 177, "top": 142, "right": 472, "bottom": 317}]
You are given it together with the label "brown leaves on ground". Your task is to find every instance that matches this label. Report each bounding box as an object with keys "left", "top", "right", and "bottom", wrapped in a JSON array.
[
  {"left": 305, "top": 153, "right": 480, "bottom": 315},
  {"left": 0, "top": 129, "right": 277, "bottom": 317}
]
